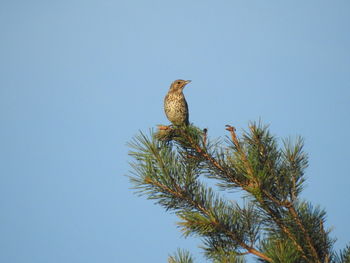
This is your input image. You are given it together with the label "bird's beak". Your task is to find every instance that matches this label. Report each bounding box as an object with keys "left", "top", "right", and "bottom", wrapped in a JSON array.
[{"left": 185, "top": 80, "right": 191, "bottom": 84}]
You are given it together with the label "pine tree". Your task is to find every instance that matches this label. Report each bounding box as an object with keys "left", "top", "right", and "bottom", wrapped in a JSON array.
[{"left": 128, "top": 122, "right": 350, "bottom": 263}]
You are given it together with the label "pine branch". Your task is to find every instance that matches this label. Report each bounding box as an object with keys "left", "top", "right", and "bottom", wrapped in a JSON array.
[
  {"left": 173, "top": 124, "right": 329, "bottom": 261},
  {"left": 225, "top": 124, "right": 326, "bottom": 262},
  {"left": 168, "top": 249, "right": 194, "bottom": 263},
  {"left": 128, "top": 129, "right": 271, "bottom": 261},
  {"left": 127, "top": 122, "right": 342, "bottom": 262},
  {"left": 336, "top": 245, "right": 350, "bottom": 263}
]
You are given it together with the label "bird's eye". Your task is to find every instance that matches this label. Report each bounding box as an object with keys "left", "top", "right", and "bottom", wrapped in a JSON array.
[{"left": 177, "top": 81, "right": 181, "bottom": 84}]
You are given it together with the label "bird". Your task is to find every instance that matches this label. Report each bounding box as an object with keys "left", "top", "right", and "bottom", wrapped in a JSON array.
[{"left": 164, "top": 79, "right": 191, "bottom": 126}]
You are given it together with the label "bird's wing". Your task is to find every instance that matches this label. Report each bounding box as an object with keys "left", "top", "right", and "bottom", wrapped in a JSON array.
[{"left": 184, "top": 98, "right": 189, "bottom": 125}]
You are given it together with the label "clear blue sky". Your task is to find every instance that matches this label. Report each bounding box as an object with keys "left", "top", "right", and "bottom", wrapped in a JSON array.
[{"left": 1, "top": 0, "right": 349, "bottom": 262}]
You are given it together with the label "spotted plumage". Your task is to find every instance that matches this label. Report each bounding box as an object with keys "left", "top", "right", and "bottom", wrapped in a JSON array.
[{"left": 164, "top": 79, "right": 191, "bottom": 126}]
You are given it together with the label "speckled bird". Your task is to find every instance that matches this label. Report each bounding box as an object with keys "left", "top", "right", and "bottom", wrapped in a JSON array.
[{"left": 164, "top": 79, "right": 191, "bottom": 126}]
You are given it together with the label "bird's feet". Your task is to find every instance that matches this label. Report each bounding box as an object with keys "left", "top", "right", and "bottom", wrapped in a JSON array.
[{"left": 157, "top": 125, "right": 172, "bottom": 131}]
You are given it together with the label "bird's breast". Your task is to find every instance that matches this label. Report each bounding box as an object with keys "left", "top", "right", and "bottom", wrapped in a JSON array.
[{"left": 164, "top": 93, "right": 188, "bottom": 125}]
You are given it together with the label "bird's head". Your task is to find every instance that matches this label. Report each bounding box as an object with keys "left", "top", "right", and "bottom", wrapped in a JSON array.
[{"left": 169, "top": 79, "right": 191, "bottom": 93}]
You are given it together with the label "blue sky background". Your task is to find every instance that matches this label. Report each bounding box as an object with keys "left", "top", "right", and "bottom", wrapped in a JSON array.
[{"left": 1, "top": 0, "right": 349, "bottom": 262}]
